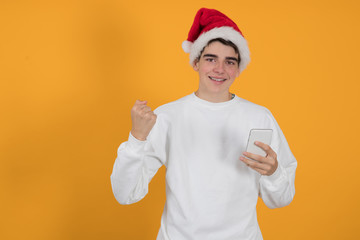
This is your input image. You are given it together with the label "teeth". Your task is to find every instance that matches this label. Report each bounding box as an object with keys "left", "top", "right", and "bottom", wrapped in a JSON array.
[{"left": 209, "top": 76, "right": 226, "bottom": 82}]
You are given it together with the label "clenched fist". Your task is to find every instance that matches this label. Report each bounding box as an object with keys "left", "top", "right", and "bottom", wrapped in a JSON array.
[{"left": 130, "top": 100, "right": 157, "bottom": 141}]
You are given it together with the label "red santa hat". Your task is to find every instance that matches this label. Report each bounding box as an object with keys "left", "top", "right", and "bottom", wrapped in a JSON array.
[{"left": 182, "top": 8, "right": 250, "bottom": 73}]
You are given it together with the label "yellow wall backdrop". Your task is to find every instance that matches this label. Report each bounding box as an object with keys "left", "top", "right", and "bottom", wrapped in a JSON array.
[{"left": 1, "top": 0, "right": 359, "bottom": 239}]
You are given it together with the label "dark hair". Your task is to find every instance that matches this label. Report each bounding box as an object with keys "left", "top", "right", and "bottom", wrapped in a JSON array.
[{"left": 195, "top": 38, "right": 241, "bottom": 64}]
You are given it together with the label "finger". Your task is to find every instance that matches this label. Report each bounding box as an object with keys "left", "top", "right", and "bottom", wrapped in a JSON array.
[
  {"left": 135, "top": 99, "right": 148, "bottom": 105},
  {"left": 139, "top": 106, "right": 154, "bottom": 115},
  {"left": 145, "top": 112, "right": 157, "bottom": 121},
  {"left": 243, "top": 151, "right": 277, "bottom": 169},
  {"left": 242, "top": 151, "right": 266, "bottom": 163},
  {"left": 240, "top": 156, "right": 266, "bottom": 169},
  {"left": 134, "top": 104, "right": 151, "bottom": 113},
  {"left": 141, "top": 107, "right": 153, "bottom": 114},
  {"left": 239, "top": 156, "right": 251, "bottom": 166},
  {"left": 141, "top": 110, "right": 156, "bottom": 119},
  {"left": 254, "top": 141, "right": 274, "bottom": 156},
  {"left": 252, "top": 167, "right": 267, "bottom": 175},
  {"left": 240, "top": 157, "right": 270, "bottom": 174}
]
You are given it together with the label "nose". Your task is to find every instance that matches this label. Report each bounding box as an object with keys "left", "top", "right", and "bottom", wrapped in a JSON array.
[{"left": 213, "top": 61, "right": 225, "bottom": 74}]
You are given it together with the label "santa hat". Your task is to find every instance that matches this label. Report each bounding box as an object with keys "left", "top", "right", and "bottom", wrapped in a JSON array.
[{"left": 182, "top": 8, "right": 250, "bottom": 73}]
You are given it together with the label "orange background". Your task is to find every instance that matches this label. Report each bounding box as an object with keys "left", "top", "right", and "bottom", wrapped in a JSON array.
[{"left": 1, "top": 0, "right": 359, "bottom": 239}]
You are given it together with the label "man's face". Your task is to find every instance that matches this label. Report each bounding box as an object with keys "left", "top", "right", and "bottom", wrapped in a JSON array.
[{"left": 193, "top": 41, "right": 240, "bottom": 98}]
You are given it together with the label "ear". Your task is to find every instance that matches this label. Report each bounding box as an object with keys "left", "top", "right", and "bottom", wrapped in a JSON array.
[{"left": 192, "top": 60, "right": 199, "bottom": 71}]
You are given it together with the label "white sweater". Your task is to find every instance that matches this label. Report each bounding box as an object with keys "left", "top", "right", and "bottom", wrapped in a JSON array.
[{"left": 111, "top": 93, "right": 297, "bottom": 240}]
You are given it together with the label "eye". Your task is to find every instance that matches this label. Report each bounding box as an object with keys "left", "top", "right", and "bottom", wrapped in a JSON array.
[
  {"left": 226, "top": 60, "right": 236, "bottom": 65},
  {"left": 205, "top": 58, "right": 215, "bottom": 62}
]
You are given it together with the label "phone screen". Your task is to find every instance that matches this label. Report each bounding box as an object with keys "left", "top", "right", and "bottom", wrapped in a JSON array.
[{"left": 245, "top": 129, "right": 273, "bottom": 157}]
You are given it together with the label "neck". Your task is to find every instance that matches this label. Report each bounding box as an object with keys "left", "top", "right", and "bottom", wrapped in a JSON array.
[{"left": 195, "top": 90, "right": 232, "bottom": 103}]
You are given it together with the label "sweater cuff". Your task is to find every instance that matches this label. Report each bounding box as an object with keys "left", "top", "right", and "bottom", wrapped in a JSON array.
[{"left": 127, "top": 132, "right": 147, "bottom": 152}]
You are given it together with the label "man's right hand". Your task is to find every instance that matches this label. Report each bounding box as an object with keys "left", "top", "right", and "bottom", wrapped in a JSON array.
[{"left": 130, "top": 100, "right": 157, "bottom": 141}]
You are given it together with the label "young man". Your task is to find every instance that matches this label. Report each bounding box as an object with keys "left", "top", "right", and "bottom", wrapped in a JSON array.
[{"left": 111, "top": 8, "right": 297, "bottom": 240}]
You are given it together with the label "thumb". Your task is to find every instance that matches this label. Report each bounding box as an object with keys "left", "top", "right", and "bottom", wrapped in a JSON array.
[{"left": 135, "top": 100, "right": 148, "bottom": 105}]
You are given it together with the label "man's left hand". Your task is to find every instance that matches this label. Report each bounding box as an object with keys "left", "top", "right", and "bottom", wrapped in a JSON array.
[{"left": 239, "top": 141, "right": 278, "bottom": 176}]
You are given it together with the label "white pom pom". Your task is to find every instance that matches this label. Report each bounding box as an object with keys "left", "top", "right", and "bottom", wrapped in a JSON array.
[{"left": 182, "top": 40, "right": 192, "bottom": 53}]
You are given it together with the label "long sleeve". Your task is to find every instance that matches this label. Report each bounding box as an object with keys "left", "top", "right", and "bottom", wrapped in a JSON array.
[
  {"left": 110, "top": 113, "right": 168, "bottom": 205},
  {"left": 258, "top": 112, "right": 297, "bottom": 209}
]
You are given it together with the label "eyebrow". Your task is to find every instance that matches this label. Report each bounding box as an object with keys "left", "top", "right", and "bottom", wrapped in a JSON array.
[
  {"left": 225, "top": 57, "right": 239, "bottom": 62},
  {"left": 203, "top": 54, "right": 218, "bottom": 58},
  {"left": 203, "top": 54, "right": 238, "bottom": 62}
]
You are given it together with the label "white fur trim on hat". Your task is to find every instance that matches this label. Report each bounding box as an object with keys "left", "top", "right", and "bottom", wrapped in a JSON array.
[{"left": 188, "top": 26, "right": 250, "bottom": 73}]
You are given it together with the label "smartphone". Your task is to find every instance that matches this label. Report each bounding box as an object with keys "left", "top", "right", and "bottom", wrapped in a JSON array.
[{"left": 245, "top": 129, "right": 273, "bottom": 157}]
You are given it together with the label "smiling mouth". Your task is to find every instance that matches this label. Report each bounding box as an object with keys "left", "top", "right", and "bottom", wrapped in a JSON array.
[{"left": 209, "top": 76, "right": 226, "bottom": 82}]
